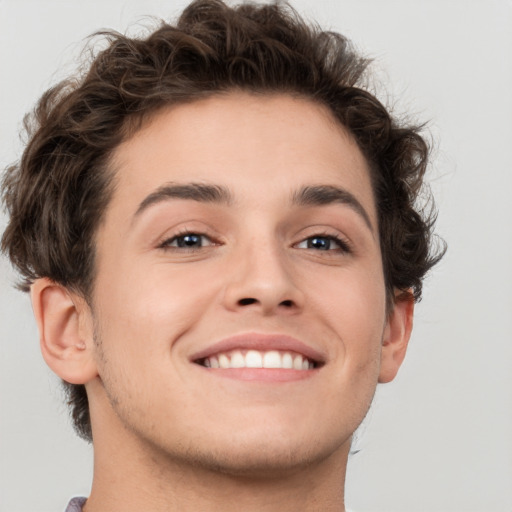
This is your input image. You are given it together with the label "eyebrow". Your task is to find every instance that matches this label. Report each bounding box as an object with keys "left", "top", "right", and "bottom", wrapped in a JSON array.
[
  {"left": 291, "top": 185, "right": 374, "bottom": 232},
  {"left": 133, "top": 181, "right": 373, "bottom": 232},
  {"left": 134, "top": 182, "right": 233, "bottom": 218}
]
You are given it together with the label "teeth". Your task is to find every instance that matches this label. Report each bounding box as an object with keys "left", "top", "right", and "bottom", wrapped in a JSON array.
[
  {"left": 202, "top": 350, "right": 314, "bottom": 370},
  {"left": 282, "top": 352, "right": 293, "bottom": 369},
  {"left": 293, "top": 354, "right": 303, "bottom": 370},
  {"left": 263, "top": 350, "right": 281, "bottom": 368},
  {"left": 245, "top": 350, "right": 263, "bottom": 368},
  {"left": 231, "top": 351, "right": 245, "bottom": 368},
  {"left": 219, "top": 354, "right": 230, "bottom": 369}
]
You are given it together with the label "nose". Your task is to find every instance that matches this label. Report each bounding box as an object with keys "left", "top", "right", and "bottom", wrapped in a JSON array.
[{"left": 221, "top": 240, "right": 304, "bottom": 316}]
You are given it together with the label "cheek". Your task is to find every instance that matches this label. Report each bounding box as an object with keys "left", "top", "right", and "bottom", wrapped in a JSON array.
[
  {"left": 306, "top": 264, "right": 386, "bottom": 385},
  {"left": 92, "top": 261, "right": 221, "bottom": 358},
  {"left": 308, "top": 263, "right": 386, "bottom": 332}
]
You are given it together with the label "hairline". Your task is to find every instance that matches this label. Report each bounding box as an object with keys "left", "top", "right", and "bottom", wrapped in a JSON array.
[{"left": 81, "top": 90, "right": 392, "bottom": 308}]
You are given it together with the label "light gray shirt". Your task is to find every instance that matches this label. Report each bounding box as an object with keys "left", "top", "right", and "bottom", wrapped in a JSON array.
[
  {"left": 64, "top": 496, "right": 354, "bottom": 511},
  {"left": 65, "top": 497, "right": 87, "bottom": 511}
]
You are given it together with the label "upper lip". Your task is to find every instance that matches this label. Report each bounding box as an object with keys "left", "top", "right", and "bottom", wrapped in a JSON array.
[{"left": 189, "top": 333, "right": 326, "bottom": 364}]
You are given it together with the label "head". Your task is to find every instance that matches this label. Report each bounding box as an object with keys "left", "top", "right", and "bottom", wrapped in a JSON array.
[{"left": 1, "top": 0, "right": 443, "bottom": 449}]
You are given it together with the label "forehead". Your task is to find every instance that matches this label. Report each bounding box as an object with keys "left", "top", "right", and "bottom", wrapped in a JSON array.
[{"left": 107, "top": 92, "right": 376, "bottom": 222}]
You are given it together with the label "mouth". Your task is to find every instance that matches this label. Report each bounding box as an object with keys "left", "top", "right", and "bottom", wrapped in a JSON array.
[
  {"left": 190, "top": 333, "right": 325, "bottom": 375},
  {"left": 196, "top": 349, "right": 317, "bottom": 370}
]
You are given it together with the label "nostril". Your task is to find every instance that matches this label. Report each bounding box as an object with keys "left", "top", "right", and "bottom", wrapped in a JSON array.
[
  {"left": 239, "top": 298, "right": 258, "bottom": 306},
  {"left": 280, "top": 300, "right": 293, "bottom": 307}
]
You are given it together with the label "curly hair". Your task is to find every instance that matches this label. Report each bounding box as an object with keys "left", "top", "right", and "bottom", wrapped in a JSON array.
[{"left": 1, "top": 0, "right": 444, "bottom": 442}]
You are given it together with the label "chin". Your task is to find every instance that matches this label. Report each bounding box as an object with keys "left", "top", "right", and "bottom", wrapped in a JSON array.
[{"left": 162, "top": 429, "right": 351, "bottom": 479}]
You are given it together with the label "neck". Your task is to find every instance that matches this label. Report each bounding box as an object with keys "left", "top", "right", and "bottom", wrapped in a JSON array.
[
  {"left": 83, "top": 384, "right": 349, "bottom": 512},
  {"left": 86, "top": 457, "right": 347, "bottom": 512},
  {"left": 84, "top": 418, "right": 348, "bottom": 511}
]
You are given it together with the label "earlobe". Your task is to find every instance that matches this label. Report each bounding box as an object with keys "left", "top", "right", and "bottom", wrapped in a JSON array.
[
  {"left": 378, "top": 293, "right": 414, "bottom": 383},
  {"left": 31, "top": 278, "right": 98, "bottom": 385}
]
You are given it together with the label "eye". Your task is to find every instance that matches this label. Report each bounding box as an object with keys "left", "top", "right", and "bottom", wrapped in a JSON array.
[
  {"left": 296, "top": 234, "right": 350, "bottom": 253},
  {"left": 160, "top": 232, "right": 215, "bottom": 250}
]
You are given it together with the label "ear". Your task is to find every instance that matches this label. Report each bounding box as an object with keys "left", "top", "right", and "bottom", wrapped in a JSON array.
[
  {"left": 378, "top": 293, "right": 414, "bottom": 383},
  {"left": 31, "top": 278, "right": 98, "bottom": 385}
]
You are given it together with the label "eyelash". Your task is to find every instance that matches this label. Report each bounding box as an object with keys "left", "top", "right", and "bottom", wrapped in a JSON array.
[
  {"left": 158, "top": 230, "right": 217, "bottom": 250},
  {"left": 158, "top": 230, "right": 352, "bottom": 254},
  {"left": 295, "top": 233, "right": 352, "bottom": 254}
]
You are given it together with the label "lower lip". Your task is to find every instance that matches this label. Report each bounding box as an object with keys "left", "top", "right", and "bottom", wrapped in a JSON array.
[{"left": 197, "top": 366, "right": 317, "bottom": 382}]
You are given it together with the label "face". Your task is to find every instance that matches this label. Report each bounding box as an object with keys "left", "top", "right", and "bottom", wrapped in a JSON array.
[{"left": 85, "top": 93, "right": 403, "bottom": 475}]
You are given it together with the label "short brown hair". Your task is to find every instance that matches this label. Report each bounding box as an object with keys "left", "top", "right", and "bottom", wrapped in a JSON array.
[{"left": 1, "top": 0, "right": 444, "bottom": 441}]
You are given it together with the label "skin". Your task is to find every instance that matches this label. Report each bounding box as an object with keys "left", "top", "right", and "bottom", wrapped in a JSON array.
[{"left": 32, "top": 93, "right": 413, "bottom": 512}]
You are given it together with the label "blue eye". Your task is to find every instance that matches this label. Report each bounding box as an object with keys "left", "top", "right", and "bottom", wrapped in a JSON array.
[
  {"left": 296, "top": 235, "right": 349, "bottom": 252},
  {"left": 162, "top": 233, "right": 214, "bottom": 249},
  {"left": 307, "top": 237, "right": 334, "bottom": 250}
]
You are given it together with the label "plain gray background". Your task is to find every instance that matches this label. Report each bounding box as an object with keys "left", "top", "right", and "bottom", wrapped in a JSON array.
[{"left": 1, "top": 1, "right": 511, "bottom": 511}]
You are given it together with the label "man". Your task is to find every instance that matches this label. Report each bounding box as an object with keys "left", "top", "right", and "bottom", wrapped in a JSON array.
[{"left": 1, "top": 1, "right": 443, "bottom": 510}]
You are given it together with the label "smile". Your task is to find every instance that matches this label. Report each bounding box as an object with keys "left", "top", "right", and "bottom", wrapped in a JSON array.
[
  {"left": 198, "top": 349, "right": 316, "bottom": 370},
  {"left": 190, "top": 333, "right": 325, "bottom": 380}
]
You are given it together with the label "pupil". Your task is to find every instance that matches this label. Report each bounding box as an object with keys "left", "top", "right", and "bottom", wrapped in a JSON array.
[
  {"left": 309, "top": 237, "right": 330, "bottom": 250},
  {"left": 178, "top": 234, "right": 201, "bottom": 247}
]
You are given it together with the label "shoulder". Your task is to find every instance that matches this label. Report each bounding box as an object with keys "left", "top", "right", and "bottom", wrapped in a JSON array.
[{"left": 65, "top": 497, "right": 87, "bottom": 512}]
